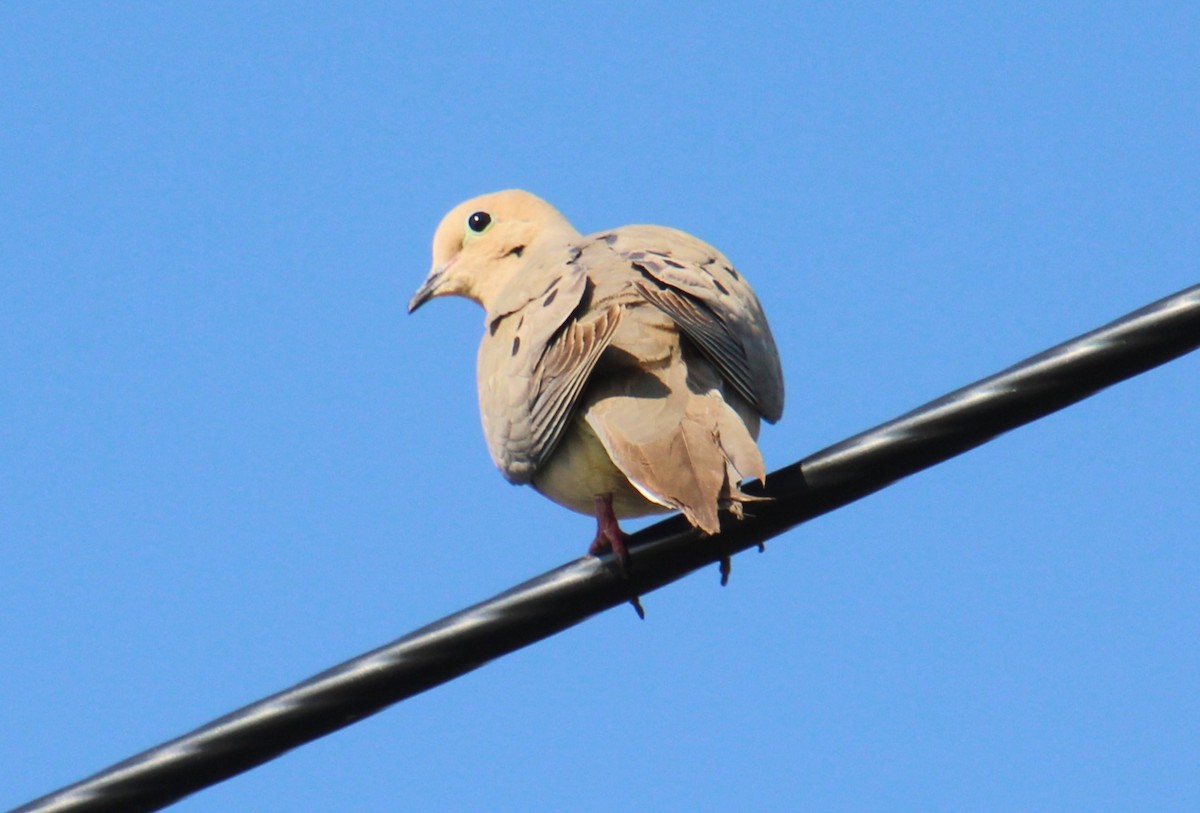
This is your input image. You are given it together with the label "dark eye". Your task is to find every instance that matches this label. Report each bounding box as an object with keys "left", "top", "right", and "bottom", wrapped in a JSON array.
[{"left": 467, "top": 211, "right": 492, "bottom": 233}]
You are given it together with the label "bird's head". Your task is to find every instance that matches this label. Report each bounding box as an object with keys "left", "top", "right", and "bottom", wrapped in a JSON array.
[{"left": 408, "top": 190, "right": 578, "bottom": 314}]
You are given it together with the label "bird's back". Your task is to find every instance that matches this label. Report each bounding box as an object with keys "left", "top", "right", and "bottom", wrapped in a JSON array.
[{"left": 522, "top": 225, "right": 779, "bottom": 532}]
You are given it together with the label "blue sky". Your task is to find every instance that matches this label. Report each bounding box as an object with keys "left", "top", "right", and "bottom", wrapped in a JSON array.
[{"left": 2, "top": 3, "right": 1198, "bottom": 811}]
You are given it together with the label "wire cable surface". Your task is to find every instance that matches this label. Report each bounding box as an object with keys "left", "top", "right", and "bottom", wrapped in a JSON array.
[{"left": 12, "top": 283, "right": 1200, "bottom": 813}]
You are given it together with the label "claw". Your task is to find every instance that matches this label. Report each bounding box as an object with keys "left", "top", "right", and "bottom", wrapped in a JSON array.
[{"left": 589, "top": 494, "right": 645, "bottom": 617}]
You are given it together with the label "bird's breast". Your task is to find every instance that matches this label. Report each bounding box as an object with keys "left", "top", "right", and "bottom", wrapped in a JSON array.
[{"left": 530, "top": 413, "right": 671, "bottom": 519}]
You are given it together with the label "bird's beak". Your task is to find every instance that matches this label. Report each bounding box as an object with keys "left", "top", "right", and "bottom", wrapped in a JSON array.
[{"left": 407, "top": 259, "right": 454, "bottom": 314}]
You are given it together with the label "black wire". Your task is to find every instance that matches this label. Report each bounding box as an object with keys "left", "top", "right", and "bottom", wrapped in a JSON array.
[{"left": 11, "top": 283, "right": 1200, "bottom": 813}]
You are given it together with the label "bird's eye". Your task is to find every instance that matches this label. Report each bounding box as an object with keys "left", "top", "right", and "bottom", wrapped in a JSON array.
[{"left": 466, "top": 211, "right": 492, "bottom": 234}]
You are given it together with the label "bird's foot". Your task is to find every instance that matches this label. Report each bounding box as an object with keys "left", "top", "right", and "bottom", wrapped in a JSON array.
[
  {"left": 588, "top": 520, "right": 631, "bottom": 570},
  {"left": 589, "top": 494, "right": 645, "bottom": 619}
]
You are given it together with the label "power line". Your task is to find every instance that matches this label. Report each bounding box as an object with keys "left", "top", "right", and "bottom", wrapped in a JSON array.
[{"left": 11, "top": 283, "right": 1200, "bottom": 813}]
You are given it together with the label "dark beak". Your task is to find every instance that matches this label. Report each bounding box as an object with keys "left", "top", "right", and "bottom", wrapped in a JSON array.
[{"left": 407, "top": 263, "right": 448, "bottom": 314}]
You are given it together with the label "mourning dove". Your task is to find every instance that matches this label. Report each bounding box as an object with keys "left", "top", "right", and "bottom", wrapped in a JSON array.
[{"left": 409, "top": 190, "right": 784, "bottom": 581}]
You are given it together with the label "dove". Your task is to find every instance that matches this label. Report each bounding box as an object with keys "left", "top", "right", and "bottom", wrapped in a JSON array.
[{"left": 408, "top": 190, "right": 784, "bottom": 581}]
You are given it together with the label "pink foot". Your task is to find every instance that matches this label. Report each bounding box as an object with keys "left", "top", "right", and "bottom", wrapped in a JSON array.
[
  {"left": 588, "top": 495, "right": 631, "bottom": 565},
  {"left": 588, "top": 494, "right": 645, "bottom": 619}
]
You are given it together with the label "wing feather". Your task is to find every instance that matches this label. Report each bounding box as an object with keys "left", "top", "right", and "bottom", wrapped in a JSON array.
[
  {"left": 478, "top": 255, "right": 621, "bottom": 483},
  {"left": 601, "top": 225, "right": 784, "bottom": 422}
]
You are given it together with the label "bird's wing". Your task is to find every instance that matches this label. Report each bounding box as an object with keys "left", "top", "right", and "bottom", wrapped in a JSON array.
[
  {"left": 599, "top": 224, "right": 784, "bottom": 423},
  {"left": 478, "top": 254, "right": 621, "bottom": 484}
]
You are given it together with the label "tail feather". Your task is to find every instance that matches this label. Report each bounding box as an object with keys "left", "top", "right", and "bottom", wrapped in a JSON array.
[{"left": 586, "top": 386, "right": 766, "bottom": 535}]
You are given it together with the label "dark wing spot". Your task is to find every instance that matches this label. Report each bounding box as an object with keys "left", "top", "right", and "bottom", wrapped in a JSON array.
[
  {"left": 600, "top": 233, "right": 618, "bottom": 245},
  {"left": 724, "top": 264, "right": 740, "bottom": 280},
  {"left": 631, "top": 262, "right": 669, "bottom": 291},
  {"left": 713, "top": 279, "right": 729, "bottom": 295},
  {"left": 543, "top": 288, "right": 558, "bottom": 307},
  {"left": 505, "top": 245, "right": 525, "bottom": 258},
  {"left": 567, "top": 246, "right": 583, "bottom": 263},
  {"left": 647, "top": 250, "right": 670, "bottom": 258},
  {"left": 511, "top": 336, "right": 521, "bottom": 356},
  {"left": 664, "top": 258, "right": 685, "bottom": 269},
  {"left": 577, "top": 277, "right": 596, "bottom": 311},
  {"left": 626, "top": 250, "right": 646, "bottom": 261}
]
